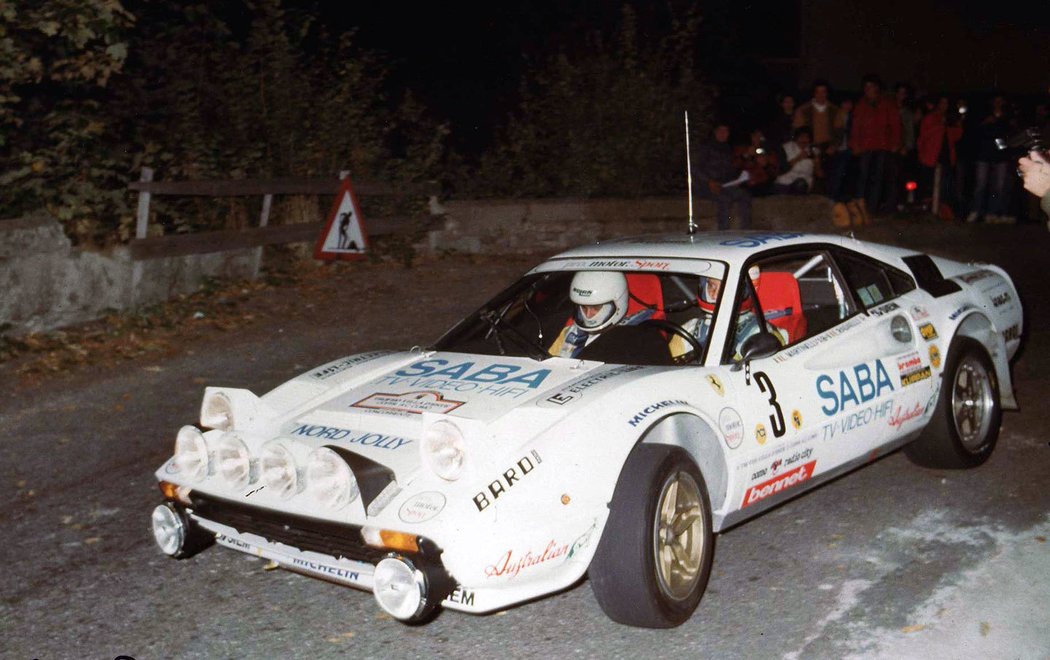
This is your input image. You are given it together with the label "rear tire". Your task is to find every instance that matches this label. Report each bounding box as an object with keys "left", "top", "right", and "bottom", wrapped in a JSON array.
[
  {"left": 905, "top": 337, "right": 1001, "bottom": 468},
  {"left": 589, "top": 444, "right": 714, "bottom": 628}
]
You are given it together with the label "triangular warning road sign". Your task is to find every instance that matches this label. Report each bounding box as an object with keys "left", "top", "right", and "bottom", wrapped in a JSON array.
[{"left": 315, "top": 177, "right": 369, "bottom": 260}]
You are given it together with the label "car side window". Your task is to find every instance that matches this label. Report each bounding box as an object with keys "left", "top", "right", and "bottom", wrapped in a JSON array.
[{"left": 835, "top": 250, "right": 916, "bottom": 309}]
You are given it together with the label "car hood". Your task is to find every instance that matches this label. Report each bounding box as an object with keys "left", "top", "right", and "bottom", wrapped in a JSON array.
[{"left": 261, "top": 350, "right": 652, "bottom": 480}]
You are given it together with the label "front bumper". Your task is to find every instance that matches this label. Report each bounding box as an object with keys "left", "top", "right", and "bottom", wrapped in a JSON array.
[{"left": 175, "top": 493, "right": 459, "bottom": 609}]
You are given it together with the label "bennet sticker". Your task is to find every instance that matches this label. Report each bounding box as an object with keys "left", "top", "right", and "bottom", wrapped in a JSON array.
[{"left": 742, "top": 460, "right": 816, "bottom": 507}]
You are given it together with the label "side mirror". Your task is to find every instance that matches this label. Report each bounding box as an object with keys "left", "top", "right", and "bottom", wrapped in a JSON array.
[{"left": 740, "top": 331, "right": 781, "bottom": 362}]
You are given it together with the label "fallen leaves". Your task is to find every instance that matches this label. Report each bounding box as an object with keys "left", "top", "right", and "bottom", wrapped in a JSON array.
[
  {"left": 901, "top": 624, "right": 926, "bottom": 634},
  {"left": 1, "top": 275, "right": 272, "bottom": 378}
]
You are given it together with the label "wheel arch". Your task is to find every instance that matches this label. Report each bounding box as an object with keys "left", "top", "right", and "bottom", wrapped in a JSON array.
[
  {"left": 639, "top": 413, "right": 728, "bottom": 515},
  {"left": 953, "top": 311, "right": 1017, "bottom": 409}
]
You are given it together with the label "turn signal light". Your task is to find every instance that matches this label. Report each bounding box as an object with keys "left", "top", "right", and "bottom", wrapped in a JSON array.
[
  {"left": 362, "top": 527, "right": 420, "bottom": 553},
  {"left": 158, "top": 480, "right": 192, "bottom": 504}
]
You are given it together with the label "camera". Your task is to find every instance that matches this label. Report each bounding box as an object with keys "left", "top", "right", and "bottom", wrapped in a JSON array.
[{"left": 996, "top": 127, "right": 1046, "bottom": 157}]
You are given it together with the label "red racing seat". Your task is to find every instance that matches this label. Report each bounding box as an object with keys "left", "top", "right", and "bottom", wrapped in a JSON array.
[
  {"left": 625, "top": 273, "right": 665, "bottom": 320},
  {"left": 756, "top": 271, "right": 807, "bottom": 343}
]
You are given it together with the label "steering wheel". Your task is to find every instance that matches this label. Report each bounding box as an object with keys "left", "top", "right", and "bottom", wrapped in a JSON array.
[{"left": 641, "top": 318, "right": 704, "bottom": 365}]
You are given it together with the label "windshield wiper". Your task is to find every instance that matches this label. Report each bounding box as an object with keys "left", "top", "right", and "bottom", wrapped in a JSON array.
[{"left": 480, "top": 309, "right": 549, "bottom": 361}]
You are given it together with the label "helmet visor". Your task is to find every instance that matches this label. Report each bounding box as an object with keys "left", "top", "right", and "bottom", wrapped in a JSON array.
[{"left": 575, "top": 302, "right": 616, "bottom": 330}]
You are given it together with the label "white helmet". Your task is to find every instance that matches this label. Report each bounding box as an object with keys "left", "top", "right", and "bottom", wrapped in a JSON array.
[{"left": 570, "top": 271, "right": 629, "bottom": 333}]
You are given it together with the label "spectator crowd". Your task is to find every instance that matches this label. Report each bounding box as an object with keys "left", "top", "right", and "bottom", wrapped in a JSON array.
[{"left": 694, "top": 73, "right": 1050, "bottom": 229}]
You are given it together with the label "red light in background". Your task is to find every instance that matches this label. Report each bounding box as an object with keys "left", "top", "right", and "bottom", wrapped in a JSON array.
[{"left": 905, "top": 181, "right": 918, "bottom": 192}]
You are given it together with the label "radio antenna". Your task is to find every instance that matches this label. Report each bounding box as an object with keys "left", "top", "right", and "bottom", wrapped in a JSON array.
[{"left": 685, "top": 111, "right": 696, "bottom": 235}]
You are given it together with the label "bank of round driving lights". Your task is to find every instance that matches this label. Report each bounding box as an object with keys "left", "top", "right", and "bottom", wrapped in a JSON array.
[
  {"left": 259, "top": 441, "right": 299, "bottom": 499},
  {"left": 174, "top": 425, "right": 210, "bottom": 481},
  {"left": 305, "top": 447, "right": 359, "bottom": 510},
  {"left": 373, "top": 556, "right": 428, "bottom": 620},
  {"left": 215, "top": 433, "right": 253, "bottom": 488},
  {"left": 420, "top": 419, "right": 467, "bottom": 481},
  {"left": 151, "top": 502, "right": 187, "bottom": 556}
]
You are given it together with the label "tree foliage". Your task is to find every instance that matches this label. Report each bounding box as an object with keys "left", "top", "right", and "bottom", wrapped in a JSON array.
[
  {"left": 0, "top": 0, "right": 448, "bottom": 244},
  {"left": 0, "top": 0, "right": 134, "bottom": 243},
  {"left": 466, "top": 4, "right": 713, "bottom": 198}
]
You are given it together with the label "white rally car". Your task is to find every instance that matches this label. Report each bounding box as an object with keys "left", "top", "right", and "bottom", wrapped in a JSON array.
[{"left": 150, "top": 231, "right": 1022, "bottom": 628}]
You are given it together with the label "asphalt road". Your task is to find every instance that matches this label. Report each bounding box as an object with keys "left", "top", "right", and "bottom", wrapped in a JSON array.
[{"left": 3, "top": 221, "right": 1049, "bottom": 659}]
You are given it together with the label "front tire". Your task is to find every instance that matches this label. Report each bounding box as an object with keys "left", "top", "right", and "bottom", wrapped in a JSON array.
[
  {"left": 905, "top": 337, "right": 1001, "bottom": 468},
  {"left": 589, "top": 445, "right": 714, "bottom": 628}
]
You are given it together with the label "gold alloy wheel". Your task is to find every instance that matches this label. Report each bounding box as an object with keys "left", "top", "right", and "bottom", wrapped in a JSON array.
[
  {"left": 951, "top": 355, "right": 994, "bottom": 452},
  {"left": 653, "top": 470, "right": 705, "bottom": 601}
]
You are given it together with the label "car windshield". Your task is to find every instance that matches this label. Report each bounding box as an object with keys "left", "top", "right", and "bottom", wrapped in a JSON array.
[{"left": 433, "top": 264, "right": 727, "bottom": 365}]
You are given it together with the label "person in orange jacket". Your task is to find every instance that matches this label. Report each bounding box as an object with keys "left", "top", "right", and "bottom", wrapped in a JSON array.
[{"left": 917, "top": 96, "right": 964, "bottom": 217}]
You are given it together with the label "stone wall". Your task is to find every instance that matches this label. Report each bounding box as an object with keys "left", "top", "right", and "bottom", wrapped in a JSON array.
[
  {"left": 0, "top": 213, "right": 259, "bottom": 335},
  {"left": 427, "top": 195, "right": 834, "bottom": 255},
  {"left": 1, "top": 195, "right": 834, "bottom": 335}
]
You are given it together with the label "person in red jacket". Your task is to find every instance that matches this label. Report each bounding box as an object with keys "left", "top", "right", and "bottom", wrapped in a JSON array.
[
  {"left": 917, "top": 96, "right": 964, "bottom": 217},
  {"left": 849, "top": 74, "right": 902, "bottom": 222}
]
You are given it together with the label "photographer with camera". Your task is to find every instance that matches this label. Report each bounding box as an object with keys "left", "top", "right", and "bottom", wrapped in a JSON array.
[
  {"left": 1017, "top": 150, "right": 1050, "bottom": 222},
  {"left": 775, "top": 126, "right": 817, "bottom": 194}
]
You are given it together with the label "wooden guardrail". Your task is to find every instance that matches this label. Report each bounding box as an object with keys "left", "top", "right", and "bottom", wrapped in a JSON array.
[{"left": 127, "top": 168, "right": 441, "bottom": 261}]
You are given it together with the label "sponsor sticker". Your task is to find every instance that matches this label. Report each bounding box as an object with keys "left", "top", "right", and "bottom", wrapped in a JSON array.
[
  {"left": 353, "top": 390, "right": 464, "bottom": 415},
  {"left": 949, "top": 304, "right": 975, "bottom": 320},
  {"left": 472, "top": 451, "right": 543, "bottom": 512},
  {"left": 772, "top": 316, "right": 865, "bottom": 363},
  {"left": 538, "top": 364, "right": 644, "bottom": 408},
  {"left": 929, "top": 345, "right": 941, "bottom": 369},
  {"left": 485, "top": 540, "right": 569, "bottom": 579},
  {"left": 918, "top": 323, "right": 938, "bottom": 341},
  {"left": 290, "top": 423, "right": 412, "bottom": 450},
  {"left": 958, "top": 270, "right": 994, "bottom": 285},
  {"left": 888, "top": 402, "right": 924, "bottom": 429},
  {"left": 444, "top": 585, "right": 476, "bottom": 607},
  {"left": 742, "top": 460, "right": 816, "bottom": 507},
  {"left": 897, "top": 351, "right": 931, "bottom": 387},
  {"left": 910, "top": 305, "right": 931, "bottom": 320},
  {"left": 821, "top": 399, "right": 893, "bottom": 441},
  {"left": 719, "top": 232, "right": 803, "bottom": 249},
  {"left": 310, "top": 351, "right": 390, "bottom": 380},
  {"left": 1003, "top": 324, "right": 1020, "bottom": 342},
  {"left": 991, "top": 292, "right": 1011, "bottom": 307},
  {"left": 377, "top": 359, "right": 552, "bottom": 399},
  {"left": 399, "top": 491, "right": 447, "bottom": 523},
  {"left": 816, "top": 360, "right": 894, "bottom": 416},
  {"left": 719, "top": 407, "right": 744, "bottom": 449},
  {"left": 868, "top": 301, "right": 901, "bottom": 317},
  {"left": 628, "top": 399, "right": 688, "bottom": 428},
  {"left": 791, "top": 409, "right": 803, "bottom": 430},
  {"left": 289, "top": 556, "right": 362, "bottom": 582},
  {"left": 756, "top": 423, "right": 768, "bottom": 446}
]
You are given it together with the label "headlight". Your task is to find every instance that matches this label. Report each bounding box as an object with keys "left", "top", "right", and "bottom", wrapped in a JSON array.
[
  {"left": 260, "top": 441, "right": 299, "bottom": 499},
  {"left": 215, "top": 433, "right": 254, "bottom": 488},
  {"left": 201, "top": 390, "right": 235, "bottom": 431},
  {"left": 305, "top": 447, "right": 359, "bottom": 510},
  {"left": 174, "top": 426, "right": 210, "bottom": 481},
  {"left": 420, "top": 419, "right": 467, "bottom": 481}
]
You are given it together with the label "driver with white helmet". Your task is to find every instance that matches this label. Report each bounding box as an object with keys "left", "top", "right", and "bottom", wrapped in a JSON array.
[{"left": 548, "top": 271, "right": 653, "bottom": 358}]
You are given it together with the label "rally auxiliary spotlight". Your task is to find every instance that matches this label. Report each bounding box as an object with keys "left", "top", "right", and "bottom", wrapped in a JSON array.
[
  {"left": 372, "top": 556, "right": 429, "bottom": 621},
  {"left": 150, "top": 502, "right": 214, "bottom": 559},
  {"left": 152, "top": 502, "right": 187, "bottom": 557}
]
